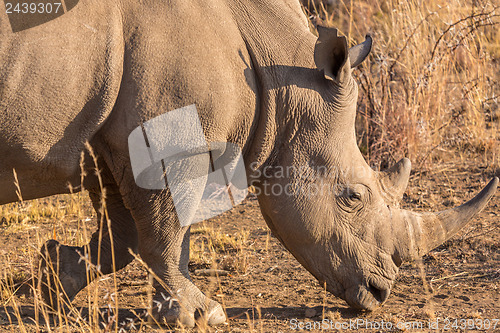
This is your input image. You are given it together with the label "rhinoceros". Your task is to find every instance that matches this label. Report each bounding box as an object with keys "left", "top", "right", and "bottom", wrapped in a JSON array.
[{"left": 0, "top": 0, "right": 497, "bottom": 327}]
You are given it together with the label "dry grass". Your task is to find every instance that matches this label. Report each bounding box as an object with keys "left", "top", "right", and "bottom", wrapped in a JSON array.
[
  {"left": 304, "top": 0, "right": 499, "bottom": 171},
  {"left": 0, "top": 152, "right": 251, "bottom": 331},
  {"left": 190, "top": 224, "right": 250, "bottom": 274},
  {"left": 1, "top": 0, "right": 499, "bottom": 331}
]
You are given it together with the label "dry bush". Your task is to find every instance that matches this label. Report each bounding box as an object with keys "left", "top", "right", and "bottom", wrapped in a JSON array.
[{"left": 303, "top": 0, "right": 499, "bottom": 171}]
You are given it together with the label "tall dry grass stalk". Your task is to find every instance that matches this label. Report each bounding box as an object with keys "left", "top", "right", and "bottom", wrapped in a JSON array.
[{"left": 304, "top": 0, "right": 499, "bottom": 171}]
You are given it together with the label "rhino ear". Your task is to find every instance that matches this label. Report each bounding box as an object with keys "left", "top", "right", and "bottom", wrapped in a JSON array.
[
  {"left": 314, "top": 26, "right": 350, "bottom": 83},
  {"left": 349, "top": 35, "right": 373, "bottom": 67}
]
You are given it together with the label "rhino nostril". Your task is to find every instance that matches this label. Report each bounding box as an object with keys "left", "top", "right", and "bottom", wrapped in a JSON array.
[
  {"left": 392, "top": 253, "right": 402, "bottom": 267},
  {"left": 368, "top": 283, "right": 389, "bottom": 304}
]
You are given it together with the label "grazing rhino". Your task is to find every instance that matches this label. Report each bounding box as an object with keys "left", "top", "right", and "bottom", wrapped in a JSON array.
[{"left": 0, "top": 0, "right": 497, "bottom": 326}]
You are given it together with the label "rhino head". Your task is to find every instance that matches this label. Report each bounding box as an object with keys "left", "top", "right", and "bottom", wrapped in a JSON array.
[{"left": 250, "top": 26, "right": 498, "bottom": 310}]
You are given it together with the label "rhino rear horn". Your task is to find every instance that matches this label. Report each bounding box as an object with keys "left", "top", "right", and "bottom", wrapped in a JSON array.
[{"left": 378, "top": 158, "right": 411, "bottom": 205}]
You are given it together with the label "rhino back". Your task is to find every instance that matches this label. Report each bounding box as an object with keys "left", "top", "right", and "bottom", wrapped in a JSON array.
[{"left": 0, "top": 0, "right": 261, "bottom": 203}]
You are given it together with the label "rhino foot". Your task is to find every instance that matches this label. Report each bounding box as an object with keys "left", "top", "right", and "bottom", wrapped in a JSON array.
[
  {"left": 152, "top": 296, "right": 226, "bottom": 327},
  {"left": 38, "top": 240, "right": 88, "bottom": 310}
]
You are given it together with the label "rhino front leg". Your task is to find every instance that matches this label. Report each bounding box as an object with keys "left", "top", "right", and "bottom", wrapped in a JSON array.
[
  {"left": 39, "top": 184, "right": 138, "bottom": 309},
  {"left": 150, "top": 228, "right": 226, "bottom": 327},
  {"left": 123, "top": 190, "right": 226, "bottom": 327}
]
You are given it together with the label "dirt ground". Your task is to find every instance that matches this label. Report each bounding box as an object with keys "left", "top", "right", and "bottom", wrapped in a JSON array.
[{"left": 0, "top": 162, "right": 499, "bottom": 332}]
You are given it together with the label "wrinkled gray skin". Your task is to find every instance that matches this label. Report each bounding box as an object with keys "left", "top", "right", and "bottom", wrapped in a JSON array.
[{"left": 0, "top": 0, "right": 497, "bottom": 326}]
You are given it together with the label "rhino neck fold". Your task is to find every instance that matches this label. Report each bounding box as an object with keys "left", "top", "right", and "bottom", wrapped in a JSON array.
[{"left": 228, "top": 0, "right": 318, "bottom": 171}]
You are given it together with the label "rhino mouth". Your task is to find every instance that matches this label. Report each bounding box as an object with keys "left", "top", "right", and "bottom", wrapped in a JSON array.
[{"left": 344, "top": 278, "right": 391, "bottom": 311}]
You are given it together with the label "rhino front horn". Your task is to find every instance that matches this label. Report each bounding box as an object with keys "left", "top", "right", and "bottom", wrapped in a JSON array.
[{"left": 397, "top": 177, "right": 498, "bottom": 261}]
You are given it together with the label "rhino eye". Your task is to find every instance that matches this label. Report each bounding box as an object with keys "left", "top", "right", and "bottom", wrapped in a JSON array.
[
  {"left": 350, "top": 192, "right": 362, "bottom": 201},
  {"left": 344, "top": 187, "right": 362, "bottom": 201},
  {"left": 338, "top": 188, "right": 363, "bottom": 212}
]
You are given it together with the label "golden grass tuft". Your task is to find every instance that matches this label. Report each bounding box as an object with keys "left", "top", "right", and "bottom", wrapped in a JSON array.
[{"left": 190, "top": 223, "right": 250, "bottom": 274}]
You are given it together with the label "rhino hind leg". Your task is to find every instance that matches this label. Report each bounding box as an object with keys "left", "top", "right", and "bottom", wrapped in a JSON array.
[
  {"left": 39, "top": 180, "right": 139, "bottom": 310},
  {"left": 39, "top": 240, "right": 88, "bottom": 310}
]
